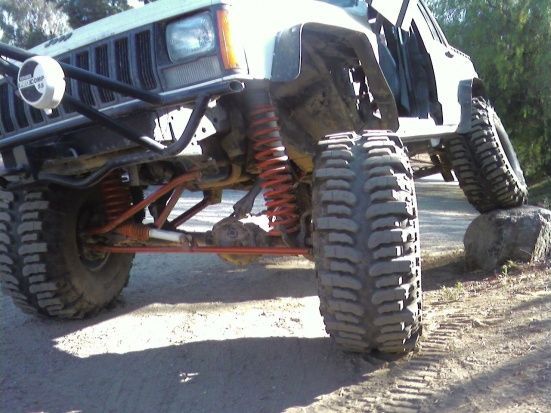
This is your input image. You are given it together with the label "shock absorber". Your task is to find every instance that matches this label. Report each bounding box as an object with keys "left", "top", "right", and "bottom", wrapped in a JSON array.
[
  {"left": 99, "top": 170, "right": 133, "bottom": 224},
  {"left": 248, "top": 93, "right": 299, "bottom": 236}
]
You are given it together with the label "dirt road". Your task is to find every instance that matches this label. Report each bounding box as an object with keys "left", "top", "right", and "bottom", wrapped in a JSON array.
[{"left": 2, "top": 180, "right": 549, "bottom": 413}]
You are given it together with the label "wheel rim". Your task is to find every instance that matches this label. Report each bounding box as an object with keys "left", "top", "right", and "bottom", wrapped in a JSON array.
[{"left": 77, "top": 204, "right": 110, "bottom": 272}]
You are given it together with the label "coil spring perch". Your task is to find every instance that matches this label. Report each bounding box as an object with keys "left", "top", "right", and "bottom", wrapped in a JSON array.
[
  {"left": 249, "top": 104, "right": 299, "bottom": 236},
  {"left": 98, "top": 171, "right": 152, "bottom": 240}
]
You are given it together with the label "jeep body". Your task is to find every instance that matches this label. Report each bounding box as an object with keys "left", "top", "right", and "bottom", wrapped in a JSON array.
[
  {"left": 0, "top": 0, "right": 509, "bottom": 354},
  {"left": 0, "top": 0, "right": 480, "bottom": 185}
]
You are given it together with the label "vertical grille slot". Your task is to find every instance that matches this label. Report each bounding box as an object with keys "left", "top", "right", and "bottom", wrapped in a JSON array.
[
  {"left": 135, "top": 31, "right": 157, "bottom": 90},
  {"left": 95, "top": 45, "right": 115, "bottom": 102},
  {"left": 0, "top": 84, "right": 15, "bottom": 133},
  {"left": 115, "top": 38, "right": 132, "bottom": 85},
  {"left": 76, "top": 51, "right": 95, "bottom": 105},
  {"left": 30, "top": 107, "right": 45, "bottom": 123},
  {"left": 13, "top": 95, "right": 29, "bottom": 128},
  {"left": 60, "top": 56, "right": 75, "bottom": 114}
]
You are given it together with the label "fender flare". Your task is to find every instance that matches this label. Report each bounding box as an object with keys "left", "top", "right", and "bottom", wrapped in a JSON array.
[
  {"left": 457, "top": 78, "right": 488, "bottom": 133},
  {"left": 271, "top": 23, "right": 399, "bottom": 131}
]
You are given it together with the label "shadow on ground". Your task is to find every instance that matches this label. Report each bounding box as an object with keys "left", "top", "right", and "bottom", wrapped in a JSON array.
[
  {"left": 1, "top": 254, "right": 498, "bottom": 413},
  {"left": 3, "top": 336, "right": 387, "bottom": 413},
  {"left": 0, "top": 180, "right": 486, "bottom": 413}
]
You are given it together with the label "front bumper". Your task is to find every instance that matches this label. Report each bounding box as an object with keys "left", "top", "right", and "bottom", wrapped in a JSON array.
[
  {"left": 0, "top": 74, "right": 245, "bottom": 189},
  {"left": 0, "top": 76, "right": 245, "bottom": 151}
]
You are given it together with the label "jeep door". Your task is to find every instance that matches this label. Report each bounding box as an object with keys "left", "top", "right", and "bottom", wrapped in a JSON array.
[{"left": 412, "top": 1, "right": 477, "bottom": 127}]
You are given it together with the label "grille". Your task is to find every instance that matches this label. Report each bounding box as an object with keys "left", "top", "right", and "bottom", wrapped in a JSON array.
[
  {"left": 14, "top": 94, "right": 29, "bottom": 129},
  {"left": 0, "top": 27, "right": 158, "bottom": 137},
  {"left": 136, "top": 31, "right": 157, "bottom": 90},
  {"left": 60, "top": 56, "right": 75, "bottom": 114},
  {"left": 95, "top": 45, "right": 115, "bottom": 103},
  {"left": 76, "top": 51, "right": 95, "bottom": 105},
  {"left": 0, "top": 83, "right": 15, "bottom": 133},
  {"left": 115, "top": 38, "right": 132, "bottom": 85},
  {"left": 30, "top": 107, "right": 44, "bottom": 123}
]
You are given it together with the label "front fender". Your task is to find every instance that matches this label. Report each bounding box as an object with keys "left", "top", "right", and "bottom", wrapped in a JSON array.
[
  {"left": 232, "top": 0, "right": 372, "bottom": 80},
  {"left": 230, "top": 0, "right": 398, "bottom": 130},
  {"left": 272, "top": 22, "right": 399, "bottom": 131},
  {"left": 271, "top": 24, "right": 303, "bottom": 83}
]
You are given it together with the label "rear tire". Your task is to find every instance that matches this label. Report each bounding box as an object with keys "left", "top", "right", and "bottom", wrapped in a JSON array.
[
  {"left": 0, "top": 186, "right": 135, "bottom": 319},
  {"left": 447, "top": 97, "right": 528, "bottom": 212},
  {"left": 313, "top": 132, "right": 422, "bottom": 354}
]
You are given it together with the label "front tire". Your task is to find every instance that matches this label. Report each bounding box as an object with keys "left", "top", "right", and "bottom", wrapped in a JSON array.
[
  {"left": 313, "top": 133, "right": 422, "bottom": 354},
  {"left": 447, "top": 97, "right": 528, "bottom": 212},
  {"left": 0, "top": 186, "right": 135, "bottom": 319}
]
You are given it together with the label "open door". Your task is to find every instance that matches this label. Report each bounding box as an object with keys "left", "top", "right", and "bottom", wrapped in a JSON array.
[{"left": 369, "top": 0, "right": 418, "bottom": 31}]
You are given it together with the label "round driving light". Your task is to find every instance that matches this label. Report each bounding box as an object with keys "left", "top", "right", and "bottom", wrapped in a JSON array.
[{"left": 18, "top": 56, "right": 66, "bottom": 111}]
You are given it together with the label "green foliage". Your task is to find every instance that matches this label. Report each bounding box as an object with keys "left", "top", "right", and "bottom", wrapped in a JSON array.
[
  {"left": 529, "top": 177, "right": 551, "bottom": 207},
  {"left": 0, "top": 0, "right": 68, "bottom": 48},
  {"left": 428, "top": 0, "right": 551, "bottom": 180},
  {"left": 500, "top": 261, "right": 513, "bottom": 277},
  {"left": 440, "top": 281, "right": 465, "bottom": 302},
  {"left": 0, "top": 0, "right": 130, "bottom": 48},
  {"left": 57, "top": 0, "right": 130, "bottom": 29}
]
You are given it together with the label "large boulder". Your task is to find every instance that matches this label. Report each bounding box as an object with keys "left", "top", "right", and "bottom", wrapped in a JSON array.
[{"left": 464, "top": 206, "right": 551, "bottom": 271}]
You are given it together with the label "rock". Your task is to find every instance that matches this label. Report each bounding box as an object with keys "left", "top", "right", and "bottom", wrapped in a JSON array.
[{"left": 464, "top": 206, "right": 551, "bottom": 271}]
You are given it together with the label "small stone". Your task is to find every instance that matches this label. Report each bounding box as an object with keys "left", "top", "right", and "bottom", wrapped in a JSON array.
[{"left": 464, "top": 206, "right": 551, "bottom": 271}]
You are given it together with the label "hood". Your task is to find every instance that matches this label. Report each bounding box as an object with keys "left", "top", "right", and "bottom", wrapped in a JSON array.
[{"left": 30, "top": 0, "right": 219, "bottom": 57}]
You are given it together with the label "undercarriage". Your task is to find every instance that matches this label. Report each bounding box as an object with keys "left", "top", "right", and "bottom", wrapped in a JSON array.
[{"left": 87, "top": 169, "right": 310, "bottom": 259}]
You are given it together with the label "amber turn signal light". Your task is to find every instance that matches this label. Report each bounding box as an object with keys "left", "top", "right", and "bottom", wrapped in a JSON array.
[{"left": 217, "top": 9, "right": 243, "bottom": 70}]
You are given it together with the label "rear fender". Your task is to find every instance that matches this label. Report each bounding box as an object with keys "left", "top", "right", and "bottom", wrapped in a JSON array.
[{"left": 457, "top": 78, "right": 488, "bottom": 133}]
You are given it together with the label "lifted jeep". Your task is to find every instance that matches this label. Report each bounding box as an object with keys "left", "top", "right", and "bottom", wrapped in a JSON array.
[{"left": 0, "top": 0, "right": 527, "bottom": 354}]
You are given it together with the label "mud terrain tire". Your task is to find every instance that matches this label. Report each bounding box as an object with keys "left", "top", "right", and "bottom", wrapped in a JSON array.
[
  {"left": 0, "top": 187, "right": 135, "bottom": 319},
  {"left": 447, "top": 97, "right": 528, "bottom": 213},
  {"left": 313, "top": 132, "right": 422, "bottom": 354}
]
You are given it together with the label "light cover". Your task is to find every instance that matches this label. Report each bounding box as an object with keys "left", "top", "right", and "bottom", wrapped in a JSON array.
[{"left": 166, "top": 13, "right": 216, "bottom": 62}]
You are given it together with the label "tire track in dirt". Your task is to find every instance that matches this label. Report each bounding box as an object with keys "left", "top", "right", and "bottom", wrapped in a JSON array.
[
  {"left": 374, "top": 311, "right": 474, "bottom": 413},
  {"left": 317, "top": 304, "right": 477, "bottom": 413}
]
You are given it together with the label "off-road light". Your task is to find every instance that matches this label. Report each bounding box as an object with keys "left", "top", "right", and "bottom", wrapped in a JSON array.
[
  {"left": 166, "top": 13, "right": 216, "bottom": 62},
  {"left": 17, "top": 56, "right": 65, "bottom": 113}
]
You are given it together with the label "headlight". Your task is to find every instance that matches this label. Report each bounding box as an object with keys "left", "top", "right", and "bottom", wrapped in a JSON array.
[{"left": 166, "top": 13, "right": 216, "bottom": 62}]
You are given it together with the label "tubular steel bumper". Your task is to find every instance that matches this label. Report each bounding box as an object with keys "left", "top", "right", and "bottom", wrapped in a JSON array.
[{"left": 0, "top": 42, "right": 245, "bottom": 189}]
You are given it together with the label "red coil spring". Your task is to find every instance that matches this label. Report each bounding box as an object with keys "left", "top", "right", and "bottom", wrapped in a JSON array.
[
  {"left": 100, "top": 171, "right": 132, "bottom": 224},
  {"left": 249, "top": 105, "right": 299, "bottom": 236}
]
